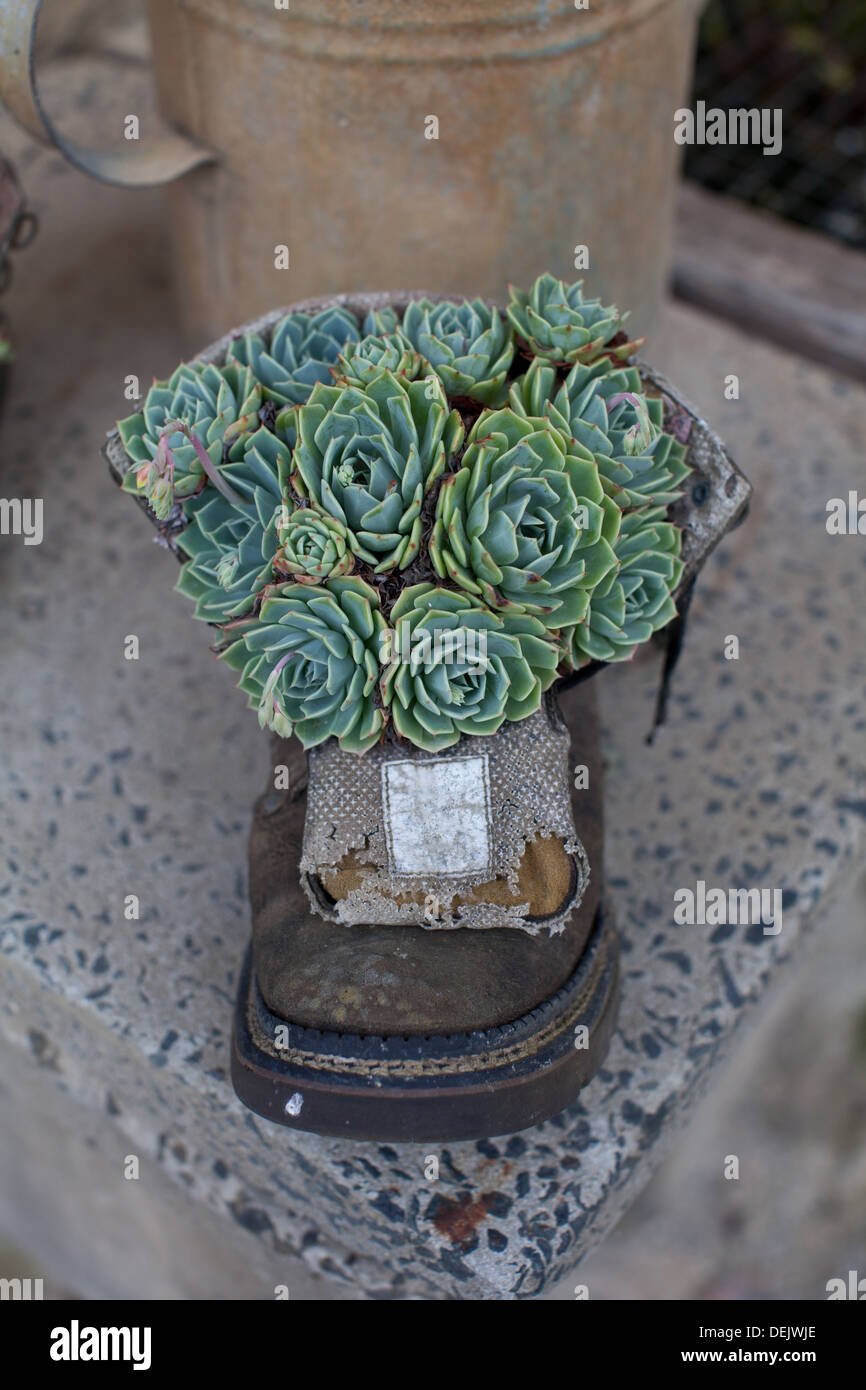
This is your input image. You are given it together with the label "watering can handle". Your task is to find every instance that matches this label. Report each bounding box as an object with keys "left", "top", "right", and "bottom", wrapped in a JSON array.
[{"left": 0, "top": 0, "right": 214, "bottom": 186}]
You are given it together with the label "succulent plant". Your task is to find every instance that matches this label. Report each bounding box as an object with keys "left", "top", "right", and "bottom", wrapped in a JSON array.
[
  {"left": 380, "top": 584, "right": 558, "bottom": 751},
  {"left": 398, "top": 297, "right": 514, "bottom": 406},
  {"left": 507, "top": 273, "right": 642, "bottom": 367},
  {"left": 560, "top": 505, "right": 684, "bottom": 668},
  {"left": 116, "top": 278, "right": 697, "bottom": 754},
  {"left": 430, "top": 408, "right": 620, "bottom": 628},
  {"left": 363, "top": 306, "right": 400, "bottom": 335},
  {"left": 275, "top": 507, "right": 355, "bottom": 585},
  {"left": 292, "top": 371, "right": 464, "bottom": 572},
  {"left": 174, "top": 427, "right": 286, "bottom": 621},
  {"left": 511, "top": 357, "right": 691, "bottom": 508},
  {"left": 220, "top": 576, "right": 387, "bottom": 752},
  {"left": 334, "top": 332, "right": 426, "bottom": 388},
  {"left": 226, "top": 306, "right": 361, "bottom": 407},
  {"left": 118, "top": 362, "right": 262, "bottom": 516}
]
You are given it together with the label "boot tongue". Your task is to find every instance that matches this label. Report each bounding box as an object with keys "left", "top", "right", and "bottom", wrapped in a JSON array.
[{"left": 299, "top": 698, "right": 589, "bottom": 935}]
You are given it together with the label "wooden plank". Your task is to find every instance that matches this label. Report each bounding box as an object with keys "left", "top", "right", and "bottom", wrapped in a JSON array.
[{"left": 673, "top": 182, "right": 866, "bottom": 381}]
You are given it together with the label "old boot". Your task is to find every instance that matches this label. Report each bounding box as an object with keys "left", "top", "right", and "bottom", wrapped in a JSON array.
[{"left": 232, "top": 681, "right": 619, "bottom": 1141}]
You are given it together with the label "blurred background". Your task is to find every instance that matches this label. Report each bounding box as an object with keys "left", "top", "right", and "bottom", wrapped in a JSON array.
[
  {"left": 688, "top": 0, "right": 865, "bottom": 247},
  {"left": 0, "top": 0, "right": 863, "bottom": 1300}
]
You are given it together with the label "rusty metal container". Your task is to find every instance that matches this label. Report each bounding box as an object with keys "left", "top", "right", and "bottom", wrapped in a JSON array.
[{"left": 1, "top": 0, "right": 700, "bottom": 346}]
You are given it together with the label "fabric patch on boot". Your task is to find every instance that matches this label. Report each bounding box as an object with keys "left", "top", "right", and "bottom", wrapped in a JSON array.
[
  {"left": 382, "top": 755, "right": 492, "bottom": 877},
  {"left": 299, "top": 697, "right": 589, "bottom": 934}
]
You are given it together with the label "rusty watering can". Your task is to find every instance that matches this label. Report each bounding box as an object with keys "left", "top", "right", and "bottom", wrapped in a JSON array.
[{"left": 0, "top": 0, "right": 700, "bottom": 345}]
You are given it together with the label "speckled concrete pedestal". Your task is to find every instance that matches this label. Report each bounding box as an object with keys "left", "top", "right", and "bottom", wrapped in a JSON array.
[{"left": 1, "top": 72, "right": 865, "bottom": 1298}]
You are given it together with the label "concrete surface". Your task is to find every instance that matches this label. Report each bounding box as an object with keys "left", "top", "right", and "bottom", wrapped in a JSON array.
[
  {"left": 549, "top": 870, "right": 866, "bottom": 1300},
  {"left": 1, "top": 45, "right": 865, "bottom": 1299}
]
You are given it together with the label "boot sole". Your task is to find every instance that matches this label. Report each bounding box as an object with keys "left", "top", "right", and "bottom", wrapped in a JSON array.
[{"left": 231, "top": 901, "right": 619, "bottom": 1142}]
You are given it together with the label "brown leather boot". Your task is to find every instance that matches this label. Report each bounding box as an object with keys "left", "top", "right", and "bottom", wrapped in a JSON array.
[{"left": 232, "top": 681, "right": 619, "bottom": 1141}]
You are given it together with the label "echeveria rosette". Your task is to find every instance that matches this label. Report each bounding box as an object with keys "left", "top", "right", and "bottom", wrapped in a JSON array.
[
  {"left": 398, "top": 297, "right": 514, "bottom": 407},
  {"left": 380, "top": 584, "right": 558, "bottom": 752},
  {"left": 291, "top": 371, "right": 464, "bottom": 573},
  {"left": 333, "top": 332, "right": 426, "bottom": 388},
  {"left": 430, "top": 408, "right": 620, "bottom": 629},
  {"left": 174, "top": 427, "right": 286, "bottom": 622},
  {"left": 226, "top": 306, "right": 361, "bottom": 407},
  {"left": 274, "top": 508, "right": 354, "bottom": 585},
  {"left": 219, "top": 577, "right": 387, "bottom": 752},
  {"left": 560, "top": 506, "right": 684, "bottom": 669},
  {"left": 509, "top": 356, "right": 691, "bottom": 508},
  {"left": 551, "top": 361, "right": 690, "bottom": 508},
  {"left": 118, "top": 361, "right": 262, "bottom": 517},
  {"left": 507, "top": 273, "right": 642, "bottom": 367},
  {"left": 363, "top": 306, "right": 400, "bottom": 336}
]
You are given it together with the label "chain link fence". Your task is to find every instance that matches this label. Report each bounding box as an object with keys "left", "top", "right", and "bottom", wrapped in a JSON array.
[{"left": 686, "top": 0, "right": 866, "bottom": 248}]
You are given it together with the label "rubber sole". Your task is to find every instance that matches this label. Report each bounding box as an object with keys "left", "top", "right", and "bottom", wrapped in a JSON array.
[{"left": 231, "top": 902, "right": 620, "bottom": 1142}]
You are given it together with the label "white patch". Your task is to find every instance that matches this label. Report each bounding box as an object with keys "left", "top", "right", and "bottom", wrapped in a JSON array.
[{"left": 383, "top": 755, "right": 492, "bottom": 877}]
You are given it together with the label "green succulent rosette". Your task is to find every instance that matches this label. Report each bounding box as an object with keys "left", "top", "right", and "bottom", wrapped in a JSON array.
[
  {"left": 118, "top": 361, "right": 262, "bottom": 517},
  {"left": 291, "top": 371, "right": 464, "bottom": 573},
  {"left": 173, "top": 428, "right": 286, "bottom": 622},
  {"left": 511, "top": 357, "right": 691, "bottom": 508},
  {"left": 398, "top": 297, "right": 514, "bottom": 407},
  {"left": 560, "top": 505, "right": 684, "bottom": 669},
  {"left": 380, "top": 583, "right": 558, "bottom": 752},
  {"left": 220, "top": 576, "right": 387, "bottom": 752},
  {"left": 363, "top": 306, "right": 400, "bottom": 335},
  {"left": 333, "top": 332, "right": 426, "bottom": 388},
  {"left": 507, "top": 272, "right": 641, "bottom": 367},
  {"left": 226, "top": 306, "right": 361, "bottom": 407},
  {"left": 430, "top": 408, "right": 620, "bottom": 629},
  {"left": 275, "top": 507, "right": 354, "bottom": 585}
]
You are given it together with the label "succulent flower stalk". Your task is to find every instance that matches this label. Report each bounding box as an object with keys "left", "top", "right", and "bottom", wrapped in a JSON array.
[
  {"left": 175, "top": 427, "right": 287, "bottom": 621},
  {"left": 118, "top": 361, "right": 262, "bottom": 514}
]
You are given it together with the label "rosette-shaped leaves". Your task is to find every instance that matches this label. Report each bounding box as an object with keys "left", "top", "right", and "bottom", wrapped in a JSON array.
[
  {"left": 363, "top": 306, "right": 400, "bottom": 335},
  {"left": 334, "top": 332, "right": 426, "bottom": 387},
  {"left": 226, "top": 306, "right": 361, "bottom": 407},
  {"left": 118, "top": 362, "right": 262, "bottom": 515},
  {"left": 275, "top": 508, "right": 354, "bottom": 584},
  {"left": 550, "top": 361, "right": 690, "bottom": 508},
  {"left": 292, "top": 371, "right": 464, "bottom": 572},
  {"left": 380, "top": 584, "right": 558, "bottom": 751},
  {"left": 399, "top": 297, "right": 514, "bottom": 406},
  {"left": 560, "top": 506, "right": 684, "bottom": 669},
  {"left": 430, "top": 409, "right": 620, "bottom": 628},
  {"left": 511, "top": 357, "right": 690, "bottom": 508},
  {"left": 507, "top": 273, "right": 641, "bottom": 366},
  {"left": 220, "top": 577, "right": 386, "bottom": 752},
  {"left": 174, "top": 427, "right": 286, "bottom": 622}
]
